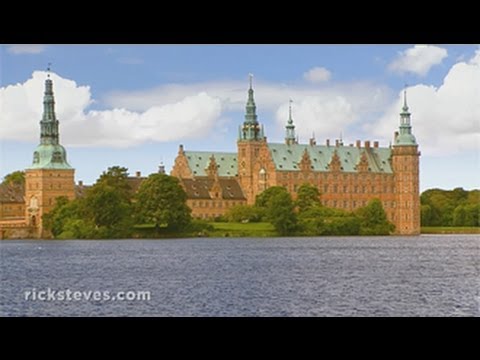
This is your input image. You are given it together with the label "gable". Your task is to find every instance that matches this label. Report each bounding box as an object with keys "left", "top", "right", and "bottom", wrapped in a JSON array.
[
  {"left": 184, "top": 151, "right": 238, "bottom": 177},
  {"left": 267, "top": 143, "right": 393, "bottom": 173}
]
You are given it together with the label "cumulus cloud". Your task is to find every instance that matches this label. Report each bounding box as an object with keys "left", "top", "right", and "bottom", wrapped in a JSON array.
[
  {"left": 6, "top": 45, "right": 47, "bottom": 54},
  {"left": 103, "top": 79, "right": 392, "bottom": 143},
  {"left": 275, "top": 96, "right": 355, "bottom": 141},
  {"left": 303, "top": 67, "right": 331, "bottom": 83},
  {"left": 0, "top": 71, "right": 222, "bottom": 147},
  {"left": 368, "top": 51, "right": 480, "bottom": 155},
  {"left": 388, "top": 45, "right": 448, "bottom": 76}
]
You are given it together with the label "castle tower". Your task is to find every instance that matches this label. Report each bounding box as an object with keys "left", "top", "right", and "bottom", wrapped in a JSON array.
[
  {"left": 237, "top": 74, "right": 267, "bottom": 204},
  {"left": 392, "top": 89, "right": 420, "bottom": 235},
  {"left": 25, "top": 68, "right": 75, "bottom": 238},
  {"left": 285, "top": 99, "right": 297, "bottom": 145}
]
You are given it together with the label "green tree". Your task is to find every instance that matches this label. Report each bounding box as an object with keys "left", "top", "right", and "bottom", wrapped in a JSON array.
[
  {"left": 463, "top": 204, "right": 480, "bottom": 227},
  {"left": 225, "top": 204, "right": 264, "bottom": 223},
  {"left": 356, "top": 198, "right": 395, "bottom": 235},
  {"left": 295, "top": 183, "right": 321, "bottom": 213},
  {"left": 96, "top": 166, "right": 132, "bottom": 201},
  {"left": 43, "top": 196, "right": 87, "bottom": 238},
  {"left": 83, "top": 183, "right": 133, "bottom": 238},
  {"left": 421, "top": 204, "right": 433, "bottom": 226},
  {"left": 264, "top": 189, "right": 297, "bottom": 236},
  {"left": 135, "top": 173, "right": 191, "bottom": 232},
  {"left": 255, "top": 186, "right": 289, "bottom": 208},
  {"left": 2, "top": 170, "right": 25, "bottom": 186},
  {"left": 453, "top": 205, "right": 466, "bottom": 226}
]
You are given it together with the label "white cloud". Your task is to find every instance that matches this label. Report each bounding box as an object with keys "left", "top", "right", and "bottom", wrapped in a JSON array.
[
  {"left": 0, "top": 71, "right": 221, "bottom": 147},
  {"left": 103, "top": 79, "right": 392, "bottom": 141},
  {"left": 303, "top": 67, "right": 331, "bottom": 83},
  {"left": 469, "top": 47, "right": 480, "bottom": 65},
  {"left": 388, "top": 45, "right": 448, "bottom": 76},
  {"left": 6, "top": 45, "right": 47, "bottom": 54},
  {"left": 275, "top": 96, "right": 355, "bottom": 141},
  {"left": 368, "top": 51, "right": 480, "bottom": 155}
]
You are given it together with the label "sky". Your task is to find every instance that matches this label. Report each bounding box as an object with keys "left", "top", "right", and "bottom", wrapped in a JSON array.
[{"left": 1, "top": 44, "right": 479, "bottom": 192}]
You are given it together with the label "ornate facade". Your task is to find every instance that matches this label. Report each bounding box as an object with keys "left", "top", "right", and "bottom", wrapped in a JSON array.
[{"left": 172, "top": 78, "right": 421, "bottom": 235}]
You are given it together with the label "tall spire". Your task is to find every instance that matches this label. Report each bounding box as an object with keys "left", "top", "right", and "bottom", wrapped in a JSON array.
[
  {"left": 239, "top": 73, "right": 263, "bottom": 141},
  {"left": 29, "top": 68, "right": 72, "bottom": 169},
  {"left": 395, "top": 87, "right": 416, "bottom": 146},
  {"left": 40, "top": 65, "right": 59, "bottom": 145},
  {"left": 285, "top": 99, "right": 296, "bottom": 145},
  {"left": 244, "top": 73, "right": 258, "bottom": 124},
  {"left": 402, "top": 85, "right": 410, "bottom": 113}
]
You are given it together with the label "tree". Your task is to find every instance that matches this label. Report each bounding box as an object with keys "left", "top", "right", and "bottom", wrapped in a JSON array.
[
  {"left": 96, "top": 166, "right": 132, "bottom": 202},
  {"left": 135, "top": 174, "right": 191, "bottom": 232},
  {"left": 83, "top": 183, "right": 133, "bottom": 237},
  {"left": 43, "top": 196, "right": 87, "bottom": 238},
  {"left": 295, "top": 183, "right": 321, "bottom": 213},
  {"left": 2, "top": 171, "right": 25, "bottom": 186},
  {"left": 356, "top": 198, "right": 395, "bottom": 235},
  {"left": 421, "top": 204, "right": 433, "bottom": 226},
  {"left": 255, "top": 186, "right": 290, "bottom": 208},
  {"left": 225, "top": 204, "right": 264, "bottom": 223},
  {"left": 264, "top": 189, "right": 297, "bottom": 236}
]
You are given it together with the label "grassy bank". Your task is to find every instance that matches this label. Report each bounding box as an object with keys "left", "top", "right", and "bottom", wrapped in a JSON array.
[
  {"left": 208, "top": 222, "right": 277, "bottom": 237},
  {"left": 421, "top": 226, "right": 480, "bottom": 234},
  {"left": 133, "top": 222, "right": 278, "bottom": 238}
]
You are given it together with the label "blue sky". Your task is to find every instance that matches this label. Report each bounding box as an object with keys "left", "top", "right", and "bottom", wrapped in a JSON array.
[{"left": 1, "top": 44, "right": 479, "bottom": 191}]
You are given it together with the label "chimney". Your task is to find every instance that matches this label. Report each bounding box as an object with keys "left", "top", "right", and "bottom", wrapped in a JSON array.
[
  {"left": 179, "top": 144, "right": 184, "bottom": 154},
  {"left": 136, "top": 171, "right": 141, "bottom": 178},
  {"left": 373, "top": 141, "right": 379, "bottom": 148},
  {"left": 356, "top": 140, "right": 361, "bottom": 148},
  {"left": 309, "top": 137, "right": 316, "bottom": 146},
  {"left": 326, "top": 139, "right": 330, "bottom": 146},
  {"left": 394, "top": 131, "right": 399, "bottom": 140},
  {"left": 78, "top": 180, "right": 83, "bottom": 187},
  {"left": 349, "top": 143, "right": 353, "bottom": 147},
  {"left": 335, "top": 139, "right": 339, "bottom": 147},
  {"left": 365, "top": 141, "right": 370, "bottom": 149}
]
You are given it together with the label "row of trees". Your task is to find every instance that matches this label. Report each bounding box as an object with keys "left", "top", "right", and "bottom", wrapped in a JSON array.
[
  {"left": 421, "top": 188, "right": 480, "bottom": 227},
  {"left": 43, "top": 167, "right": 192, "bottom": 239},
  {"left": 225, "top": 184, "right": 395, "bottom": 236}
]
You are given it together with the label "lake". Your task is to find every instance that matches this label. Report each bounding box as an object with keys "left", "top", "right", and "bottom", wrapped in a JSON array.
[{"left": 0, "top": 235, "right": 479, "bottom": 316}]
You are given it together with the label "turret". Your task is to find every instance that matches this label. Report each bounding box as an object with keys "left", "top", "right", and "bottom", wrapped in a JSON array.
[{"left": 285, "top": 99, "right": 297, "bottom": 145}]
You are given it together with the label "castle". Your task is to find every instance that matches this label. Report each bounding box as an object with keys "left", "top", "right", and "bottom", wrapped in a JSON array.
[
  {"left": 0, "top": 73, "right": 420, "bottom": 238},
  {"left": 171, "top": 76, "right": 420, "bottom": 235}
]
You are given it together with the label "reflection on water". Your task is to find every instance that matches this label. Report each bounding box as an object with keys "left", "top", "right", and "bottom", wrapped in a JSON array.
[{"left": 1, "top": 235, "right": 479, "bottom": 316}]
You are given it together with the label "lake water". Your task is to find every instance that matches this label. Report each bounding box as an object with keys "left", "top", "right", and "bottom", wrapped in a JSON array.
[{"left": 0, "top": 235, "right": 479, "bottom": 316}]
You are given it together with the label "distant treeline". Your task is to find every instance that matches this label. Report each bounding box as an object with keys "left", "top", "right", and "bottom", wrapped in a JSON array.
[{"left": 421, "top": 188, "right": 479, "bottom": 227}]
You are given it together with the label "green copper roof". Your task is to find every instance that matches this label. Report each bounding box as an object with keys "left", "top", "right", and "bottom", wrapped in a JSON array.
[
  {"left": 267, "top": 143, "right": 393, "bottom": 173},
  {"left": 184, "top": 151, "right": 238, "bottom": 177},
  {"left": 28, "top": 144, "right": 73, "bottom": 170},
  {"left": 239, "top": 74, "right": 264, "bottom": 141},
  {"left": 29, "top": 74, "right": 73, "bottom": 170},
  {"left": 395, "top": 89, "right": 417, "bottom": 146}
]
